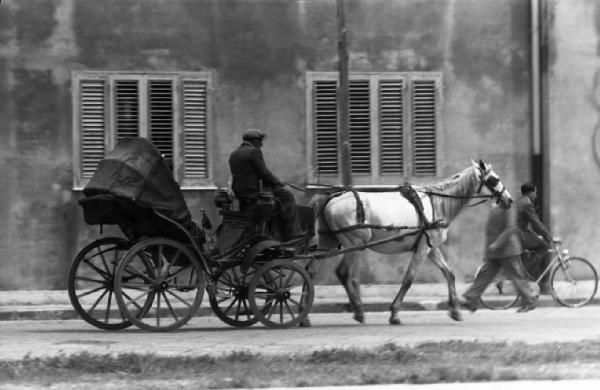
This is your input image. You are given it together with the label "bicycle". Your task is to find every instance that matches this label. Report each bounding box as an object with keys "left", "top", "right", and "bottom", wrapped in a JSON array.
[{"left": 477, "top": 238, "right": 598, "bottom": 310}]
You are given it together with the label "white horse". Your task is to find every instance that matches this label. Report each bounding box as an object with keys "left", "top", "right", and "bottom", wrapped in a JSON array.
[{"left": 308, "top": 159, "right": 512, "bottom": 325}]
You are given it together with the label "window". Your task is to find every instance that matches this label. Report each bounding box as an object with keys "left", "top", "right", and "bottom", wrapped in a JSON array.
[
  {"left": 306, "top": 72, "right": 441, "bottom": 186},
  {"left": 72, "top": 71, "right": 213, "bottom": 189}
]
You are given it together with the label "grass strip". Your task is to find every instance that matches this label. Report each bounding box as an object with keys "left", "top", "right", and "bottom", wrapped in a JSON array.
[{"left": 2, "top": 340, "right": 600, "bottom": 388}]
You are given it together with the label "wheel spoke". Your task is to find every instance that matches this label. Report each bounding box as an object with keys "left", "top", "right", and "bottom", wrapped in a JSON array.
[
  {"left": 96, "top": 246, "right": 112, "bottom": 277},
  {"left": 76, "top": 285, "right": 106, "bottom": 299},
  {"left": 82, "top": 259, "right": 111, "bottom": 280},
  {"left": 223, "top": 296, "right": 239, "bottom": 315},
  {"left": 162, "top": 291, "right": 179, "bottom": 322},
  {"left": 75, "top": 275, "right": 107, "bottom": 285},
  {"left": 164, "top": 288, "right": 194, "bottom": 309},
  {"left": 122, "top": 289, "right": 152, "bottom": 312},
  {"left": 104, "top": 290, "right": 114, "bottom": 323},
  {"left": 87, "top": 288, "right": 109, "bottom": 314},
  {"left": 284, "top": 300, "right": 297, "bottom": 320}
]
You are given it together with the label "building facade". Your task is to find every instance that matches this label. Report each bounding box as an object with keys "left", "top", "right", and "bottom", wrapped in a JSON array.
[{"left": 0, "top": 0, "right": 595, "bottom": 290}]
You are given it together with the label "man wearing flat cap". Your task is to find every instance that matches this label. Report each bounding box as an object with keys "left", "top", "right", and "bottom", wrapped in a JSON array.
[{"left": 228, "top": 129, "right": 298, "bottom": 241}]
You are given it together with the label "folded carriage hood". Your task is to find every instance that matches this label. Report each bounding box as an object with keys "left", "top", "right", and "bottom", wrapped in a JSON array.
[{"left": 83, "top": 137, "right": 191, "bottom": 224}]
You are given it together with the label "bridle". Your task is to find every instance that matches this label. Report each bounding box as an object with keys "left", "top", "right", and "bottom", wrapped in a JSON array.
[{"left": 474, "top": 167, "right": 508, "bottom": 205}]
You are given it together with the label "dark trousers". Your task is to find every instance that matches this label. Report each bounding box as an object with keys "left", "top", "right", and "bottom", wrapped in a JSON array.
[
  {"left": 521, "top": 230, "right": 550, "bottom": 283},
  {"left": 272, "top": 187, "right": 297, "bottom": 241},
  {"left": 463, "top": 255, "right": 537, "bottom": 306}
]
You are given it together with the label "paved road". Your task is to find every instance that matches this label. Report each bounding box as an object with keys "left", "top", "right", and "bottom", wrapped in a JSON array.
[{"left": 2, "top": 306, "right": 600, "bottom": 361}]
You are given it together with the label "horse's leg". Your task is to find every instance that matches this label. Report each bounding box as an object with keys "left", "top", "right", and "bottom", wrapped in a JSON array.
[
  {"left": 336, "top": 251, "right": 365, "bottom": 323},
  {"left": 299, "top": 259, "right": 321, "bottom": 327},
  {"left": 427, "top": 247, "right": 461, "bottom": 321},
  {"left": 389, "top": 243, "right": 429, "bottom": 325}
]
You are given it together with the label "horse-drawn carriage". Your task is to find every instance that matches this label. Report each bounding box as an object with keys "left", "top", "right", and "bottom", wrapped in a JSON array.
[
  {"left": 68, "top": 137, "right": 316, "bottom": 331},
  {"left": 70, "top": 137, "right": 552, "bottom": 331}
]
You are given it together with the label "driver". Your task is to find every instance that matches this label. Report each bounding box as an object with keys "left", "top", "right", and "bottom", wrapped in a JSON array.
[{"left": 228, "top": 129, "right": 298, "bottom": 241}]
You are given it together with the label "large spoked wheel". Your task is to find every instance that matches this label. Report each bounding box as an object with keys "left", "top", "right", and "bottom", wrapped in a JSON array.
[
  {"left": 248, "top": 259, "right": 314, "bottom": 329},
  {"left": 550, "top": 257, "right": 598, "bottom": 308},
  {"left": 67, "top": 237, "right": 133, "bottom": 330},
  {"left": 114, "top": 238, "right": 205, "bottom": 332},
  {"left": 476, "top": 265, "right": 519, "bottom": 310},
  {"left": 208, "top": 264, "right": 261, "bottom": 328}
]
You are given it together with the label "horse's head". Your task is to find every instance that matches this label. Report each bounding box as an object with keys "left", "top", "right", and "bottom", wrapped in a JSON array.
[{"left": 471, "top": 159, "right": 513, "bottom": 208}]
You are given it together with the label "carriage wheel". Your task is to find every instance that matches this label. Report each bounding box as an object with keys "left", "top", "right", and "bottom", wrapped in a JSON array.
[
  {"left": 248, "top": 259, "right": 314, "bottom": 329},
  {"left": 475, "top": 265, "right": 519, "bottom": 310},
  {"left": 114, "top": 238, "right": 205, "bottom": 332},
  {"left": 67, "top": 237, "right": 134, "bottom": 330},
  {"left": 208, "top": 265, "right": 261, "bottom": 328}
]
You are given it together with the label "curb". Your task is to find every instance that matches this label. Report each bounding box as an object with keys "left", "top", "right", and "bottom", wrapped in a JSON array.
[{"left": 1, "top": 296, "right": 589, "bottom": 322}]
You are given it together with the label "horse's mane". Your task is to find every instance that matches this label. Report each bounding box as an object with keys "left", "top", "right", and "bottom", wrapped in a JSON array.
[{"left": 418, "top": 166, "right": 479, "bottom": 223}]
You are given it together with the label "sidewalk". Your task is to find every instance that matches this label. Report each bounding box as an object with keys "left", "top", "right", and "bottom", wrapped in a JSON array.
[{"left": 0, "top": 283, "right": 579, "bottom": 321}]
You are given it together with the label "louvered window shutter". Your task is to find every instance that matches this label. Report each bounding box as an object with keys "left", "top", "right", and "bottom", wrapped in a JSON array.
[
  {"left": 114, "top": 80, "right": 140, "bottom": 140},
  {"left": 349, "top": 80, "right": 371, "bottom": 174},
  {"left": 80, "top": 78, "right": 107, "bottom": 180},
  {"left": 412, "top": 79, "right": 436, "bottom": 176},
  {"left": 149, "top": 80, "right": 174, "bottom": 163},
  {"left": 313, "top": 80, "right": 338, "bottom": 175},
  {"left": 379, "top": 79, "right": 404, "bottom": 175},
  {"left": 182, "top": 79, "right": 209, "bottom": 181}
]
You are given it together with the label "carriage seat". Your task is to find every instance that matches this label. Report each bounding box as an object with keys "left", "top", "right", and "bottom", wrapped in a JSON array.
[{"left": 214, "top": 188, "right": 277, "bottom": 225}]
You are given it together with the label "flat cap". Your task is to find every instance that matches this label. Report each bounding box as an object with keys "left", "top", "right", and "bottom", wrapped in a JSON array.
[{"left": 243, "top": 128, "right": 267, "bottom": 140}]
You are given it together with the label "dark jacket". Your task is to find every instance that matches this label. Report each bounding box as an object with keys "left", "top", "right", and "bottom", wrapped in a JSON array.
[
  {"left": 515, "top": 195, "right": 552, "bottom": 246},
  {"left": 485, "top": 205, "right": 522, "bottom": 260},
  {"left": 228, "top": 141, "right": 282, "bottom": 199}
]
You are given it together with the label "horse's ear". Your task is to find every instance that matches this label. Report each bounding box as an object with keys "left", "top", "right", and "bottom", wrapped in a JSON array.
[
  {"left": 478, "top": 159, "right": 486, "bottom": 171},
  {"left": 471, "top": 159, "right": 478, "bottom": 168}
]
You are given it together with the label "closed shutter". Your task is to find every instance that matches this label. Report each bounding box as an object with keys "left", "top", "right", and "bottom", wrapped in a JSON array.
[
  {"left": 80, "top": 78, "right": 106, "bottom": 179},
  {"left": 149, "top": 79, "right": 174, "bottom": 162},
  {"left": 182, "top": 79, "right": 209, "bottom": 180},
  {"left": 313, "top": 80, "right": 338, "bottom": 175},
  {"left": 349, "top": 80, "right": 371, "bottom": 174},
  {"left": 412, "top": 79, "right": 436, "bottom": 176},
  {"left": 379, "top": 79, "right": 404, "bottom": 175},
  {"left": 114, "top": 80, "right": 140, "bottom": 140}
]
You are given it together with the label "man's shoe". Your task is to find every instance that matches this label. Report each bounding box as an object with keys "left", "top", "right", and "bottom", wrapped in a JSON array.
[
  {"left": 459, "top": 299, "right": 478, "bottom": 313},
  {"left": 516, "top": 303, "right": 536, "bottom": 313}
]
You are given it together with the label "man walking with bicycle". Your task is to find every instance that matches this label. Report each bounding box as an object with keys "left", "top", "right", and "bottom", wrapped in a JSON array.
[
  {"left": 516, "top": 182, "right": 553, "bottom": 294},
  {"left": 460, "top": 200, "right": 539, "bottom": 313}
]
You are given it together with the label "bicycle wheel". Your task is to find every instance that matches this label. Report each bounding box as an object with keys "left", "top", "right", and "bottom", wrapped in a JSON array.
[
  {"left": 476, "top": 265, "right": 519, "bottom": 310},
  {"left": 550, "top": 256, "right": 598, "bottom": 308},
  {"left": 67, "top": 237, "right": 133, "bottom": 330}
]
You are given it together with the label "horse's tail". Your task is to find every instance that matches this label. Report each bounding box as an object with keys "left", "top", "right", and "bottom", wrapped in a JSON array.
[{"left": 309, "top": 193, "right": 339, "bottom": 250}]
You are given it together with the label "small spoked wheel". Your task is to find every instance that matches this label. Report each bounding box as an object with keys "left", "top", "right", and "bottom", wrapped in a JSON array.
[
  {"left": 551, "top": 257, "right": 598, "bottom": 308},
  {"left": 114, "top": 238, "right": 205, "bottom": 332},
  {"left": 476, "top": 265, "right": 519, "bottom": 310},
  {"left": 248, "top": 259, "right": 314, "bottom": 329},
  {"left": 208, "top": 264, "right": 261, "bottom": 328},
  {"left": 67, "top": 237, "right": 133, "bottom": 330}
]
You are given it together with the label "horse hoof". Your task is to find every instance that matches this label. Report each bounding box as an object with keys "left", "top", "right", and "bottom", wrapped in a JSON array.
[
  {"left": 449, "top": 310, "right": 462, "bottom": 322},
  {"left": 389, "top": 317, "right": 402, "bottom": 325},
  {"left": 299, "top": 318, "right": 312, "bottom": 327},
  {"left": 353, "top": 312, "right": 365, "bottom": 324}
]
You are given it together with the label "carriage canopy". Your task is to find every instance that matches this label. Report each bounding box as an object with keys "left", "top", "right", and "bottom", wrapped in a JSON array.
[{"left": 83, "top": 137, "right": 191, "bottom": 224}]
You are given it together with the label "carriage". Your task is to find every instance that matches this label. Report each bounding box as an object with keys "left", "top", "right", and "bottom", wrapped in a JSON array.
[
  {"left": 68, "top": 137, "right": 526, "bottom": 331},
  {"left": 68, "top": 137, "right": 316, "bottom": 331}
]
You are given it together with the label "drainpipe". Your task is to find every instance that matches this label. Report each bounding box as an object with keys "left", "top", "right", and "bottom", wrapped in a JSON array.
[{"left": 530, "top": 0, "right": 549, "bottom": 227}]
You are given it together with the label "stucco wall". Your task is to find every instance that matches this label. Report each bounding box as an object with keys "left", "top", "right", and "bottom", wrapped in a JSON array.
[
  {"left": 0, "top": 0, "right": 531, "bottom": 289},
  {"left": 545, "top": 0, "right": 600, "bottom": 266}
]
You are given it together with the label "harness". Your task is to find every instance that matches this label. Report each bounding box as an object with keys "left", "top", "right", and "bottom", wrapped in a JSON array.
[{"left": 310, "top": 165, "right": 505, "bottom": 252}]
